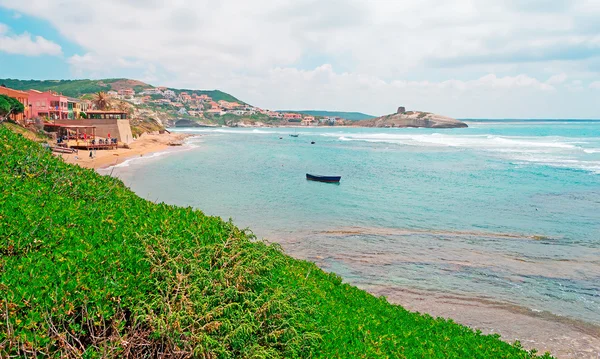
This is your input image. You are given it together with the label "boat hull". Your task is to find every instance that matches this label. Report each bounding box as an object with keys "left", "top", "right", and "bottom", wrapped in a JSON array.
[{"left": 306, "top": 174, "right": 341, "bottom": 183}]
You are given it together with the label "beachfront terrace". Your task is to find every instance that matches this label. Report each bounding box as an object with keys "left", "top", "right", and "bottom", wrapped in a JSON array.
[{"left": 85, "top": 110, "right": 128, "bottom": 120}]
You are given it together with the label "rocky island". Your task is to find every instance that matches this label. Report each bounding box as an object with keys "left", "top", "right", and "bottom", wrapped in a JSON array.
[{"left": 354, "top": 107, "right": 468, "bottom": 128}]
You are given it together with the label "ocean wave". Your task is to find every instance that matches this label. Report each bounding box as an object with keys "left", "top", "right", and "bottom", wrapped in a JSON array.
[{"left": 173, "top": 128, "right": 283, "bottom": 135}]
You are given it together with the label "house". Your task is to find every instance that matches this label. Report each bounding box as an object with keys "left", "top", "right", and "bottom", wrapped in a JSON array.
[
  {"left": 80, "top": 100, "right": 92, "bottom": 113},
  {"left": 66, "top": 97, "right": 81, "bottom": 119},
  {"left": 156, "top": 87, "right": 167, "bottom": 92},
  {"left": 302, "top": 116, "right": 316, "bottom": 126},
  {"left": 141, "top": 88, "right": 162, "bottom": 95},
  {"left": 163, "top": 90, "right": 176, "bottom": 98},
  {"left": 0, "top": 85, "right": 30, "bottom": 122},
  {"left": 206, "top": 109, "right": 224, "bottom": 116},
  {"left": 178, "top": 108, "right": 188, "bottom": 116},
  {"left": 107, "top": 90, "right": 118, "bottom": 97},
  {"left": 28, "top": 90, "right": 70, "bottom": 120},
  {"left": 118, "top": 88, "right": 135, "bottom": 98},
  {"left": 179, "top": 93, "right": 192, "bottom": 103},
  {"left": 283, "top": 113, "right": 302, "bottom": 120}
]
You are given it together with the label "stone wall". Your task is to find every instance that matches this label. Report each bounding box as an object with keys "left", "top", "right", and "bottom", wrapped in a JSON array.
[{"left": 56, "top": 119, "right": 134, "bottom": 144}]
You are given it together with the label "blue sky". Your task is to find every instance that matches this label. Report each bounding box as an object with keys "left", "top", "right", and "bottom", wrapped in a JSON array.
[{"left": 1, "top": 0, "right": 599, "bottom": 118}]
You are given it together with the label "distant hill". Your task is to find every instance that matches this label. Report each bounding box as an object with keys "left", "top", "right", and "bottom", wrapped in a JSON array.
[
  {"left": 0, "top": 78, "right": 243, "bottom": 103},
  {"left": 278, "top": 110, "right": 376, "bottom": 121}
]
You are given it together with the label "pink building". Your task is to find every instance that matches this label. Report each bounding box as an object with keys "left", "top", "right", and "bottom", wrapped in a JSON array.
[
  {"left": 284, "top": 113, "right": 302, "bottom": 120},
  {"left": 28, "top": 90, "right": 70, "bottom": 120}
]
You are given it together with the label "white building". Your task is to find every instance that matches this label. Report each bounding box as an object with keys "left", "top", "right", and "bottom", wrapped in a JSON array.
[{"left": 163, "top": 90, "right": 176, "bottom": 98}]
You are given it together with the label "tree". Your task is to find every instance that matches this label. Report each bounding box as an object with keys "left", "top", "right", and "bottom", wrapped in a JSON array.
[
  {"left": 92, "top": 92, "right": 111, "bottom": 110},
  {"left": 0, "top": 94, "right": 25, "bottom": 123}
]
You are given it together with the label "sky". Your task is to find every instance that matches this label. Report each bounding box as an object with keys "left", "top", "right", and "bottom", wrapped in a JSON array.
[{"left": 0, "top": 0, "right": 599, "bottom": 118}]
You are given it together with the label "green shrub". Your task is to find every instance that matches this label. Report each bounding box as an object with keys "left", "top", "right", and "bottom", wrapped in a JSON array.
[{"left": 0, "top": 125, "right": 552, "bottom": 358}]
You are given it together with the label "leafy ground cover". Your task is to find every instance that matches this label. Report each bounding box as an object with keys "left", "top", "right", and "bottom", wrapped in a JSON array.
[{"left": 0, "top": 124, "right": 552, "bottom": 358}]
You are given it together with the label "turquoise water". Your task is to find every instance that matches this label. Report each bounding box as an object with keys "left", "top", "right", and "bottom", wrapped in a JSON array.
[{"left": 106, "top": 120, "right": 600, "bottom": 326}]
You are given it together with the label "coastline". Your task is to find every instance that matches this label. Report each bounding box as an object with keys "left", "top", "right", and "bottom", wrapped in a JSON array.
[
  {"left": 272, "top": 227, "right": 600, "bottom": 358},
  {"left": 57, "top": 132, "right": 192, "bottom": 170},
  {"left": 90, "top": 126, "right": 600, "bottom": 358},
  {"left": 363, "top": 285, "right": 600, "bottom": 358}
]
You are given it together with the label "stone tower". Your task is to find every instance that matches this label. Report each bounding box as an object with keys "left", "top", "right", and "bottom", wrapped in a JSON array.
[{"left": 397, "top": 106, "right": 406, "bottom": 114}]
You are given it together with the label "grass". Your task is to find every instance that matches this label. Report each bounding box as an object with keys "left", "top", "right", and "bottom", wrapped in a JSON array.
[
  {"left": 0, "top": 79, "right": 110, "bottom": 98},
  {"left": 0, "top": 124, "right": 552, "bottom": 358}
]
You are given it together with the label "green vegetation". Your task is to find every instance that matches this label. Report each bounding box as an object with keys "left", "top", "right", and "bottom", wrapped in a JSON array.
[
  {"left": 278, "top": 110, "right": 376, "bottom": 121},
  {"left": 0, "top": 94, "right": 25, "bottom": 122},
  {"left": 0, "top": 125, "right": 551, "bottom": 358},
  {"left": 172, "top": 89, "right": 244, "bottom": 104},
  {"left": 0, "top": 79, "right": 244, "bottom": 105},
  {"left": 0, "top": 79, "right": 110, "bottom": 97}
]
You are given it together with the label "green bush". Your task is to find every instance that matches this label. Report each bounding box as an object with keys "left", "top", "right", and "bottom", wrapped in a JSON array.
[{"left": 0, "top": 125, "right": 552, "bottom": 358}]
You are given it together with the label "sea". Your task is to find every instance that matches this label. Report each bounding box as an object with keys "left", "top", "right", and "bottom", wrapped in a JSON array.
[{"left": 103, "top": 120, "right": 600, "bottom": 334}]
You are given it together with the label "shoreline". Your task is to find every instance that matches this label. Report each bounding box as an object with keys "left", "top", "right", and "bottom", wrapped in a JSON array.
[
  {"left": 272, "top": 230, "right": 600, "bottom": 358},
  {"left": 57, "top": 132, "right": 192, "bottom": 170},
  {"left": 362, "top": 285, "right": 600, "bottom": 358}
]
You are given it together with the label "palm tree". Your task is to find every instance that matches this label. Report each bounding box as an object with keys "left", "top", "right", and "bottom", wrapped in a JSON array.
[{"left": 92, "top": 92, "right": 111, "bottom": 110}]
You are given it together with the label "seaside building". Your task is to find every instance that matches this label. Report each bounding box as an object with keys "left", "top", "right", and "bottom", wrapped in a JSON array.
[
  {"left": 0, "top": 85, "right": 30, "bottom": 122},
  {"left": 163, "top": 90, "right": 176, "bottom": 98},
  {"left": 107, "top": 90, "right": 118, "bottom": 97},
  {"left": 302, "top": 116, "right": 316, "bottom": 126},
  {"left": 28, "top": 90, "right": 69, "bottom": 120},
  {"left": 67, "top": 97, "right": 81, "bottom": 119}
]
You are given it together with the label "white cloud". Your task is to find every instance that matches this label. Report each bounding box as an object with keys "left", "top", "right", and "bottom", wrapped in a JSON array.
[
  {"left": 12, "top": 12, "right": 21, "bottom": 19},
  {"left": 546, "top": 73, "right": 568, "bottom": 85},
  {"left": 0, "top": 22, "right": 62, "bottom": 56},
  {"left": 589, "top": 81, "right": 600, "bottom": 89},
  {"left": 1, "top": 0, "right": 600, "bottom": 117}
]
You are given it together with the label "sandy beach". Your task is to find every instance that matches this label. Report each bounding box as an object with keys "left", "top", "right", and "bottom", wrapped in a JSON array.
[{"left": 56, "top": 132, "right": 190, "bottom": 170}]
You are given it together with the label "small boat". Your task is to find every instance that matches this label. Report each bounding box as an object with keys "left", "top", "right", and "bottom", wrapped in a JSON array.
[
  {"left": 311, "top": 141, "right": 315, "bottom": 144},
  {"left": 306, "top": 174, "right": 341, "bottom": 183},
  {"left": 290, "top": 134, "right": 299, "bottom": 138}
]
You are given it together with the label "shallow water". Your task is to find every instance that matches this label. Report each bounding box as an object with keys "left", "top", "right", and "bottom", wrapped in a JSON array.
[{"left": 104, "top": 121, "right": 600, "bottom": 331}]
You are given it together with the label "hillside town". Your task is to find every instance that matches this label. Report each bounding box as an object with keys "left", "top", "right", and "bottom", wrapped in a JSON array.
[{"left": 0, "top": 82, "right": 349, "bottom": 142}]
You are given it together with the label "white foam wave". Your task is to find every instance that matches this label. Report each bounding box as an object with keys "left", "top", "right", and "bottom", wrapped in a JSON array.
[
  {"left": 100, "top": 137, "right": 200, "bottom": 172},
  {"left": 102, "top": 150, "right": 172, "bottom": 170},
  {"left": 327, "top": 132, "right": 600, "bottom": 174},
  {"left": 172, "top": 128, "right": 284, "bottom": 135},
  {"left": 324, "top": 133, "right": 592, "bottom": 151}
]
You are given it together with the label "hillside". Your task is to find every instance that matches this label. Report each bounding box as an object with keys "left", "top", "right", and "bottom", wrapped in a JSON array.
[
  {"left": 278, "top": 110, "right": 376, "bottom": 121},
  {"left": 0, "top": 78, "right": 243, "bottom": 103},
  {"left": 355, "top": 110, "right": 468, "bottom": 128},
  {"left": 0, "top": 125, "right": 549, "bottom": 358}
]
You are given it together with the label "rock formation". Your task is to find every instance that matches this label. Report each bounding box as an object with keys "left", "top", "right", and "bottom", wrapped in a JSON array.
[{"left": 355, "top": 109, "right": 467, "bottom": 128}]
